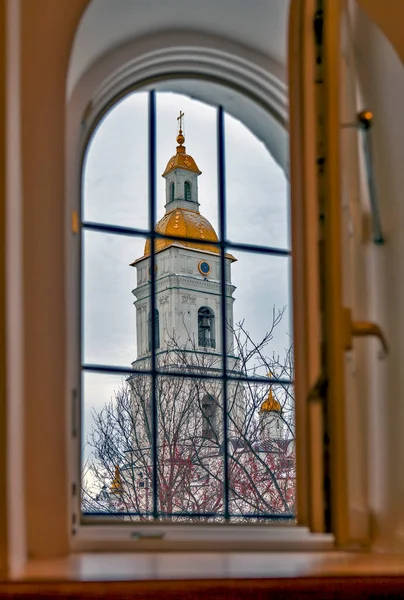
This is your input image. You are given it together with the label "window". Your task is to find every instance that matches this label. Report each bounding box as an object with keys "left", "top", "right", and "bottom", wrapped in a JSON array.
[
  {"left": 198, "top": 307, "right": 215, "bottom": 349},
  {"left": 170, "top": 182, "right": 175, "bottom": 202},
  {"left": 148, "top": 309, "right": 160, "bottom": 351},
  {"left": 201, "top": 394, "right": 218, "bottom": 440},
  {"left": 184, "top": 181, "right": 191, "bottom": 201},
  {"left": 80, "top": 90, "right": 293, "bottom": 525}
]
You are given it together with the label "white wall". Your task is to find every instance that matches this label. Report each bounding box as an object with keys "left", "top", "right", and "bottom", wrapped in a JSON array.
[
  {"left": 348, "top": 1, "right": 404, "bottom": 550},
  {"left": 4, "top": 0, "right": 90, "bottom": 565},
  {"left": 133, "top": 246, "right": 234, "bottom": 358}
]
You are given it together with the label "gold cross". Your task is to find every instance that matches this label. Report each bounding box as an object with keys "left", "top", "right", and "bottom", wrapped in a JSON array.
[{"left": 177, "top": 110, "right": 184, "bottom": 130}]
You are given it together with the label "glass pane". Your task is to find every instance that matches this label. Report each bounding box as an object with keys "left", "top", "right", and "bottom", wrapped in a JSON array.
[
  {"left": 82, "top": 230, "right": 145, "bottom": 367},
  {"left": 82, "top": 91, "right": 149, "bottom": 230},
  {"left": 226, "top": 249, "right": 294, "bottom": 518},
  {"left": 156, "top": 375, "right": 225, "bottom": 522},
  {"left": 228, "top": 378, "right": 295, "bottom": 520},
  {"left": 155, "top": 92, "right": 219, "bottom": 234},
  {"left": 231, "top": 250, "right": 292, "bottom": 377},
  {"left": 82, "top": 371, "right": 153, "bottom": 520},
  {"left": 225, "top": 112, "right": 290, "bottom": 250}
]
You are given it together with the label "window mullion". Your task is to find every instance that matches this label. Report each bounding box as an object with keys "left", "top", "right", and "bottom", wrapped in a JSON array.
[
  {"left": 148, "top": 90, "right": 159, "bottom": 520},
  {"left": 217, "top": 106, "right": 230, "bottom": 521}
]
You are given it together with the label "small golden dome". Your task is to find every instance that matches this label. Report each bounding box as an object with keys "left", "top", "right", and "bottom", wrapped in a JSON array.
[
  {"left": 162, "top": 128, "right": 201, "bottom": 177},
  {"left": 260, "top": 388, "right": 282, "bottom": 413},
  {"left": 137, "top": 208, "right": 236, "bottom": 261},
  {"left": 110, "top": 465, "right": 123, "bottom": 495}
]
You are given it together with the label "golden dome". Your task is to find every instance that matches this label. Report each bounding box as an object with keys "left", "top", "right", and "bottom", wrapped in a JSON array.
[
  {"left": 260, "top": 388, "right": 282, "bottom": 413},
  {"left": 110, "top": 465, "right": 123, "bottom": 495},
  {"left": 138, "top": 208, "right": 236, "bottom": 261},
  {"left": 162, "top": 129, "right": 201, "bottom": 177}
]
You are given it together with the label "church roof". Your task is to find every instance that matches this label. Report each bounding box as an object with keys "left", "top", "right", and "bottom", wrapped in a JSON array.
[
  {"left": 260, "top": 388, "right": 282, "bottom": 413},
  {"left": 162, "top": 129, "right": 201, "bottom": 177},
  {"left": 110, "top": 465, "right": 123, "bottom": 495},
  {"left": 138, "top": 208, "right": 236, "bottom": 261},
  {"left": 132, "top": 114, "right": 236, "bottom": 264}
]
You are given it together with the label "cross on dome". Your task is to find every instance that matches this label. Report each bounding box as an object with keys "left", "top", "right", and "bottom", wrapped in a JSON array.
[
  {"left": 162, "top": 111, "right": 201, "bottom": 176},
  {"left": 177, "top": 110, "right": 184, "bottom": 131},
  {"left": 176, "top": 110, "right": 185, "bottom": 147}
]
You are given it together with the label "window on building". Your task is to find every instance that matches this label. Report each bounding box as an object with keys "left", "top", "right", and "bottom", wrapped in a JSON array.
[
  {"left": 171, "top": 182, "right": 175, "bottom": 202},
  {"left": 201, "top": 394, "right": 218, "bottom": 440},
  {"left": 148, "top": 309, "right": 160, "bottom": 351},
  {"left": 198, "top": 307, "right": 215, "bottom": 349},
  {"left": 184, "top": 181, "right": 191, "bottom": 201}
]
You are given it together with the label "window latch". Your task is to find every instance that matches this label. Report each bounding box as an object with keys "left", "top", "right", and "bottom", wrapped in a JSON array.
[{"left": 343, "top": 308, "right": 389, "bottom": 358}]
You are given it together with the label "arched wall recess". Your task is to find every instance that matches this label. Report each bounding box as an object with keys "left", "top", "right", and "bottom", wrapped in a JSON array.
[
  {"left": 65, "top": 0, "right": 293, "bottom": 538},
  {"left": 67, "top": 32, "right": 289, "bottom": 175},
  {"left": 65, "top": 14, "right": 293, "bottom": 543}
]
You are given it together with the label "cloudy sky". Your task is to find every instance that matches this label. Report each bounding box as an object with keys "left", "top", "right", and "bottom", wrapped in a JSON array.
[{"left": 81, "top": 91, "right": 291, "bottom": 459}]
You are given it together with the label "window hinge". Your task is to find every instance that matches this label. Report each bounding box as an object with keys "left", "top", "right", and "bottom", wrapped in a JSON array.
[
  {"left": 72, "top": 210, "right": 79, "bottom": 234},
  {"left": 307, "top": 374, "right": 328, "bottom": 403},
  {"left": 313, "top": 4, "right": 324, "bottom": 48},
  {"left": 71, "top": 512, "right": 77, "bottom": 536}
]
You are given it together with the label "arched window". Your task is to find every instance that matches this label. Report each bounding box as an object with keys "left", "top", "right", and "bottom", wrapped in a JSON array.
[
  {"left": 148, "top": 309, "right": 160, "bottom": 351},
  {"left": 80, "top": 89, "right": 294, "bottom": 525},
  {"left": 184, "top": 181, "right": 191, "bottom": 201},
  {"left": 201, "top": 394, "right": 217, "bottom": 440},
  {"left": 198, "top": 307, "right": 215, "bottom": 348}
]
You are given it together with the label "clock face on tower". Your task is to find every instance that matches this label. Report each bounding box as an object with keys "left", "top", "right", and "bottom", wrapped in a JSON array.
[{"left": 198, "top": 260, "right": 211, "bottom": 275}]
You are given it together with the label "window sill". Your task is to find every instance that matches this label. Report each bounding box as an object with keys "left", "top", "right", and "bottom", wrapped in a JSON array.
[
  {"left": 9, "top": 551, "right": 404, "bottom": 583},
  {"left": 71, "top": 525, "right": 333, "bottom": 553}
]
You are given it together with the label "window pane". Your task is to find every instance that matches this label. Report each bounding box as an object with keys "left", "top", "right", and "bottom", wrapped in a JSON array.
[
  {"left": 82, "top": 230, "right": 145, "bottom": 367},
  {"left": 82, "top": 371, "right": 153, "bottom": 519},
  {"left": 228, "top": 378, "right": 295, "bottom": 520},
  {"left": 231, "top": 251, "right": 292, "bottom": 377},
  {"left": 225, "top": 112, "right": 290, "bottom": 250},
  {"left": 155, "top": 92, "right": 218, "bottom": 233},
  {"left": 82, "top": 91, "right": 149, "bottom": 230},
  {"left": 154, "top": 375, "right": 225, "bottom": 521}
]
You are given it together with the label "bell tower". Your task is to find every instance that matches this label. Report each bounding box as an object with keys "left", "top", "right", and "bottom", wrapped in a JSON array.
[{"left": 130, "top": 113, "right": 237, "bottom": 376}]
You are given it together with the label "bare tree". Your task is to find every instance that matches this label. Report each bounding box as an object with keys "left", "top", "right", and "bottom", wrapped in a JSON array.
[{"left": 83, "top": 307, "right": 295, "bottom": 520}]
